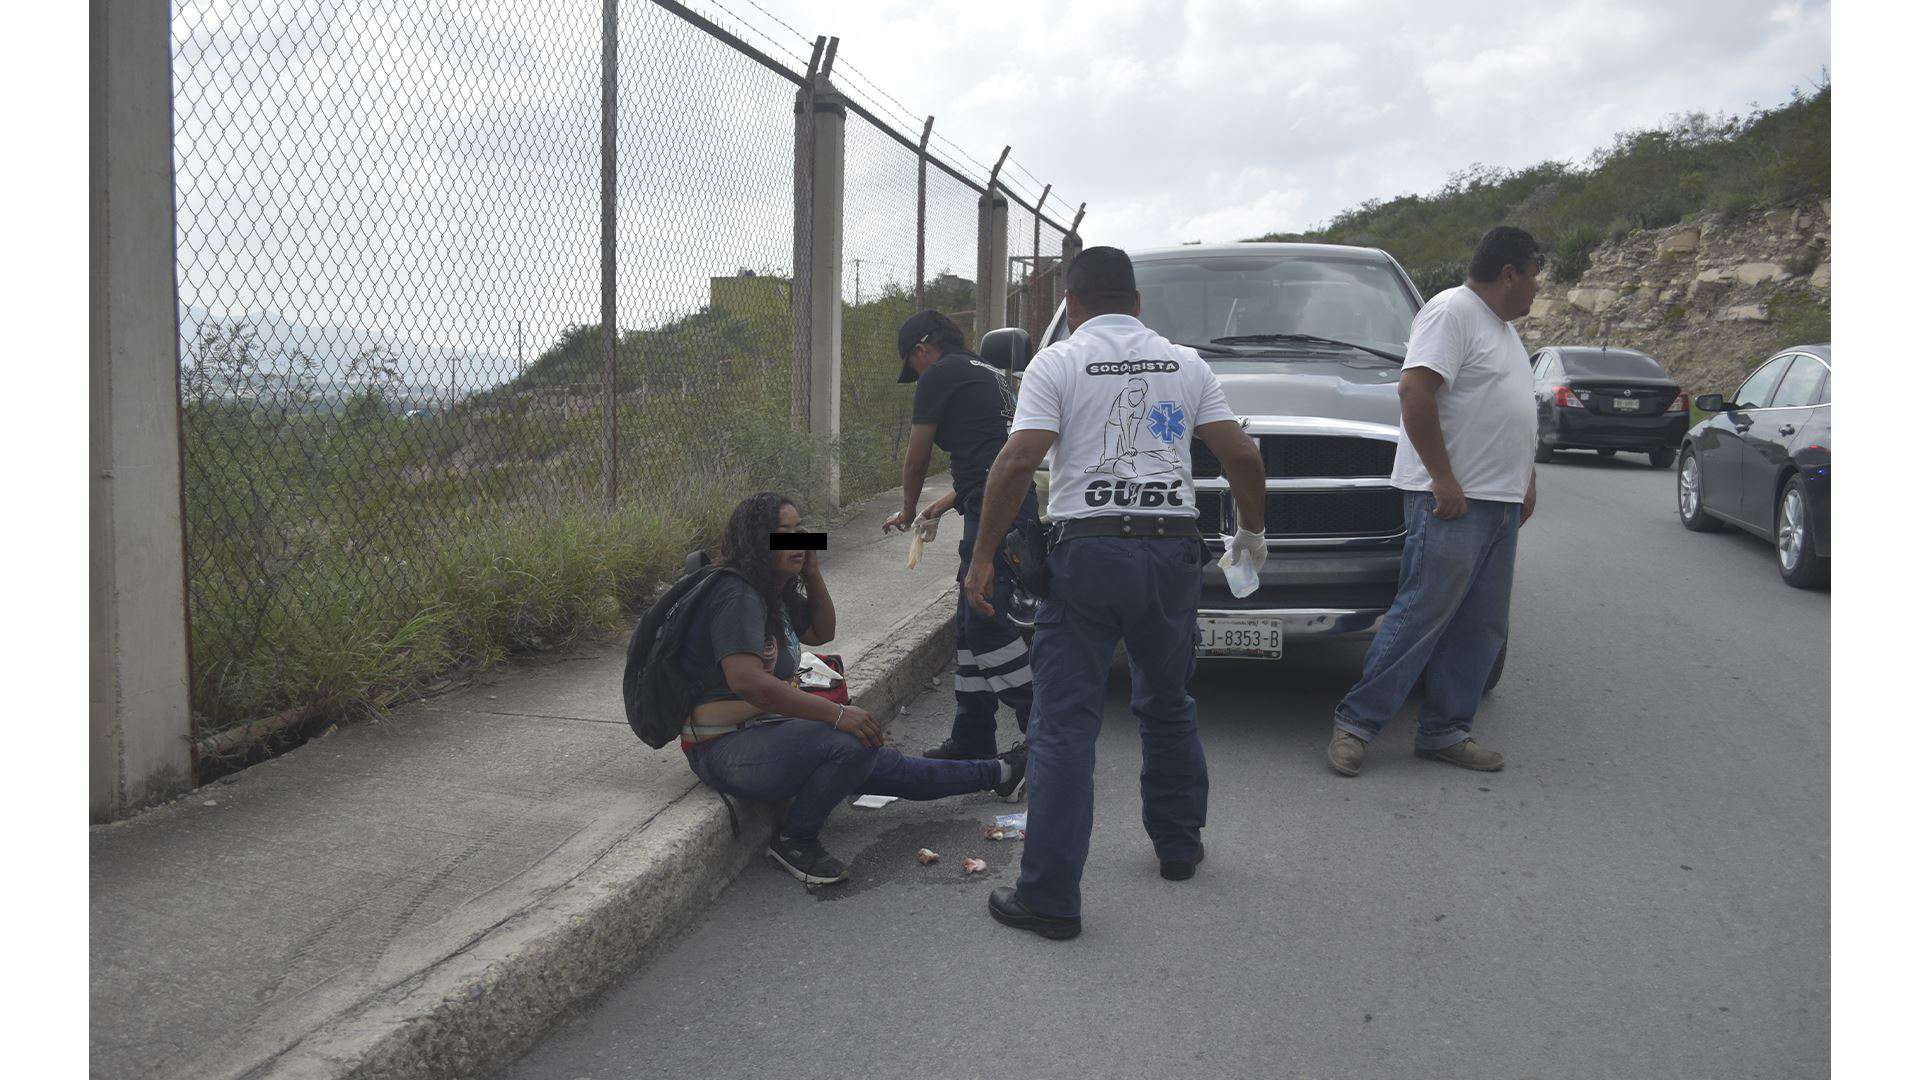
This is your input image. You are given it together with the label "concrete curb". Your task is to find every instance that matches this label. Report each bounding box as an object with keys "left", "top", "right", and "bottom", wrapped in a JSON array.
[{"left": 251, "top": 587, "right": 960, "bottom": 1080}]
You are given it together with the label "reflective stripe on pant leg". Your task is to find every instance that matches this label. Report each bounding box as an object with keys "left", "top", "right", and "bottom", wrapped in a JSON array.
[{"left": 948, "top": 579, "right": 998, "bottom": 749}]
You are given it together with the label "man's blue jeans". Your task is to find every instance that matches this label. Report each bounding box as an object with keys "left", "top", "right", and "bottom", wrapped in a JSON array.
[
  {"left": 1334, "top": 492, "right": 1521, "bottom": 750},
  {"left": 1017, "top": 534, "right": 1207, "bottom": 920},
  {"left": 686, "top": 719, "right": 999, "bottom": 842},
  {"left": 949, "top": 488, "right": 1040, "bottom": 751}
]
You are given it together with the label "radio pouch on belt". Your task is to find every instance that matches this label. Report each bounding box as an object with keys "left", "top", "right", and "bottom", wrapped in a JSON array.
[{"left": 1003, "top": 517, "right": 1054, "bottom": 599}]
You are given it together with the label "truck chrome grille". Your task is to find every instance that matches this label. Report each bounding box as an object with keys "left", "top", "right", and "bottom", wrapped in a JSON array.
[
  {"left": 1197, "top": 489, "right": 1404, "bottom": 539},
  {"left": 1193, "top": 432, "right": 1403, "bottom": 542},
  {"left": 1192, "top": 434, "right": 1397, "bottom": 479}
]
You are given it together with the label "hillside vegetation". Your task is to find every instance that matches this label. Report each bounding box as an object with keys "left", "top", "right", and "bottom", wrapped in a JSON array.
[{"left": 1252, "top": 83, "right": 1829, "bottom": 298}]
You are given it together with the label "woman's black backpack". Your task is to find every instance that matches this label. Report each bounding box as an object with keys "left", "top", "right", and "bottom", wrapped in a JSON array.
[{"left": 622, "top": 554, "right": 743, "bottom": 748}]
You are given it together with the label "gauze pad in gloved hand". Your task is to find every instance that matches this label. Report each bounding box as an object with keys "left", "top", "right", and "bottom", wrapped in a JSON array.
[
  {"left": 1218, "top": 528, "right": 1267, "bottom": 598},
  {"left": 905, "top": 514, "right": 941, "bottom": 569}
]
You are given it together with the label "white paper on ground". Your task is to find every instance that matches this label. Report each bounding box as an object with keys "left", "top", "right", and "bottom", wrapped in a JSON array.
[{"left": 852, "top": 794, "right": 898, "bottom": 808}]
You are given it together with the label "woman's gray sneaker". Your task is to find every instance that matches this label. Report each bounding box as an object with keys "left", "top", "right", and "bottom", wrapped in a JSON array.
[{"left": 767, "top": 836, "right": 850, "bottom": 885}]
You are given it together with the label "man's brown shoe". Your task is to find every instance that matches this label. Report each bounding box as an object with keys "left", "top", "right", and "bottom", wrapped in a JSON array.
[
  {"left": 1327, "top": 730, "right": 1367, "bottom": 776},
  {"left": 1416, "top": 739, "right": 1505, "bottom": 771}
]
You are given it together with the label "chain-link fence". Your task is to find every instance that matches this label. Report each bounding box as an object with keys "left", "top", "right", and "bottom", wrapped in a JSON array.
[{"left": 172, "top": 0, "right": 1082, "bottom": 741}]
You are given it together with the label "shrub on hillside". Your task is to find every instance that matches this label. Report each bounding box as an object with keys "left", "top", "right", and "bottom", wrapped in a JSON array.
[{"left": 1249, "top": 81, "right": 1829, "bottom": 290}]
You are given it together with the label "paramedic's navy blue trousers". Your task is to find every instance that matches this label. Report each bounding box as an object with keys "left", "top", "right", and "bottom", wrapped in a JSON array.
[
  {"left": 949, "top": 487, "right": 1040, "bottom": 751},
  {"left": 1016, "top": 533, "right": 1208, "bottom": 920}
]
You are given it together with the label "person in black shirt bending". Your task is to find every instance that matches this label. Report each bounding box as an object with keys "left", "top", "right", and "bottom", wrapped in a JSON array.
[{"left": 883, "top": 310, "right": 1041, "bottom": 760}]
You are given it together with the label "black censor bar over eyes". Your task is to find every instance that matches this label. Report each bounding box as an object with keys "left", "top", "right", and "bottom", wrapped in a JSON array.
[{"left": 769, "top": 532, "right": 828, "bottom": 550}]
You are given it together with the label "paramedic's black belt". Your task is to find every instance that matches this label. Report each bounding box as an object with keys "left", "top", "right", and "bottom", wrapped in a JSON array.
[{"left": 1054, "top": 515, "right": 1203, "bottom": 542}]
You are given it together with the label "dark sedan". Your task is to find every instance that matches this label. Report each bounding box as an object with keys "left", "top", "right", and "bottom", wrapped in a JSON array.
[
  {"left": 1677, "top": 344, "right": 1831, "bottom": 588},
  {"left": 1530, "top": 346, "right": 1690, "bottom": 468}
]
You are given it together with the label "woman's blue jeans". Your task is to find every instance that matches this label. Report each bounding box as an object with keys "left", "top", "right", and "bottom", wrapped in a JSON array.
[
  {"left": 685, "top": 719, "right": 1000, "bottom": 842},
  {"left": 1333, "top": 492, "right": 1521, "bottom": 750}
]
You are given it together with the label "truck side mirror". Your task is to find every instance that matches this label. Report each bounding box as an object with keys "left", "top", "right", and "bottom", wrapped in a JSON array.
[{"left": 980, "top": 327, "right": 1032, "bottom": 372}]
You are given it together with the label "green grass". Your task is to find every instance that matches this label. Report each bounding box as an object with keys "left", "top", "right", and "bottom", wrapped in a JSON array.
[{"left": 182, "top": 286, "right": 962, "bottom": 740}]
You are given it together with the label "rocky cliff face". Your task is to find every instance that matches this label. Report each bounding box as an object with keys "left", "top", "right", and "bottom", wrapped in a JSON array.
[{"left": 1515, "top": 200, "right": 1830, "bottom": 395}]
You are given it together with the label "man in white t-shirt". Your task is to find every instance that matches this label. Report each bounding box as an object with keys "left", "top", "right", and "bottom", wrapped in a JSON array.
[
  {"left": 959, "top": 246, "right": 1268, "bottom": 940},
  {"left": 1328, "top": 226, "right": 1544, "bottom": 777}
]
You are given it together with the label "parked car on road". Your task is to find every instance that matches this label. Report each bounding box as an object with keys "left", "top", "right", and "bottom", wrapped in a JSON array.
[
  {"left": 985, "top": 242, "right": 1506, "bottom": 692},
  {"left": 1529, "top": 346, "right": 1689, "bottom": 468},
  {"left": 1676, "top": 343, "right": 1831, "bottom": 588}
]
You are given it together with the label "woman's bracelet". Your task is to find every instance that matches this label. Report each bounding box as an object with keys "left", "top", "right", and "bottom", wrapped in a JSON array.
[{"left": 832, "top": 703, "right": 846, "bottom": 730}]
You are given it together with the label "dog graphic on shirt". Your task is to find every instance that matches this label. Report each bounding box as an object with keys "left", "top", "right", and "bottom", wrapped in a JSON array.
[{"left": 1086, "top": 376, "right": 1180, "bottom": 480}]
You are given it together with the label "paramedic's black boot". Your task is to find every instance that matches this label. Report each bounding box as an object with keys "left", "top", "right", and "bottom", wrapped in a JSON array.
[{"left": 923, "top": 737, "right": 996, "bottom": 760}]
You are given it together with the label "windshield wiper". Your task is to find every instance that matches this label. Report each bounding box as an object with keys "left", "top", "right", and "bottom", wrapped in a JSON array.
[
  {"left": 1210, "top": 334, "right": 1405, "bottom": 364},
  {"left": 1172, "top": 341, "right": 1240, "bottom": 356}
]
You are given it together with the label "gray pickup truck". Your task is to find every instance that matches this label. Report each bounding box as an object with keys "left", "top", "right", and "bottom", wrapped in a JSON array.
[{"left": 996, "top": 242, "right": 1505, "bottom": 689}]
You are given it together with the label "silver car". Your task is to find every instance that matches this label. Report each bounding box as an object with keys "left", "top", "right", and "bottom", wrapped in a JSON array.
[{"left": 1006, "top": 242, "right": 1503, "bottom": 689}]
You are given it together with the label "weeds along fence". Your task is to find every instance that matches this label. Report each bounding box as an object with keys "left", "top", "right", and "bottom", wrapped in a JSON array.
[{"left": 172, "top": 0, "right": 1082, "bottom": 745}]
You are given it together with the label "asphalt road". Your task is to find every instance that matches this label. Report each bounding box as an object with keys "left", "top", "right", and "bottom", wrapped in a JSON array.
[{"left": 502, "top": 453, "right": 1829, "bottom": 1080}]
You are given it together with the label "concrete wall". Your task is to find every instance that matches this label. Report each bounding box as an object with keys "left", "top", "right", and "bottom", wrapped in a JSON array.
[{"left": 91, "top": 0, "right": 195, "bottom": 820}]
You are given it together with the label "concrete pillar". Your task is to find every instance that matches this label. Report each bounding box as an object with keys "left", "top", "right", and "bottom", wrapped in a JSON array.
[
  {"left": 1058, "top": 230, "right": 1083, "bottom": 314},
  {"left": 975, "top": 191, "right": 1009, "bottom": 333},
  {"left": 92, "top": 0, "right": 194, "bottom": 821},
  {"left": 793, "top": 78, "right": 846, "bottom": 506}
]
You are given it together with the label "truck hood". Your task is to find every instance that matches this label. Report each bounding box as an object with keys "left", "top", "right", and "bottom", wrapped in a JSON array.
[{"left": 1208, "top": 359, "right": 1403, "bottom": 427}]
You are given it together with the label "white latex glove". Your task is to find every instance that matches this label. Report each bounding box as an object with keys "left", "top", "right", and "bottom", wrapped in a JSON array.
[{"left": 1218, "top": 528, "right": 1267, "bottom": 598}]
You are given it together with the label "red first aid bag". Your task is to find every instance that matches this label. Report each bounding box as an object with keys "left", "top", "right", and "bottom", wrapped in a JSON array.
[{"left": 799, "top": 652, "right": 850, "bottom": 705}]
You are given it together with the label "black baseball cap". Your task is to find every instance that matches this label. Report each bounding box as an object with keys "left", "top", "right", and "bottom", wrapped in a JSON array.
[{"left": 896, "top": 309, "right": 963, "bottom": 383}]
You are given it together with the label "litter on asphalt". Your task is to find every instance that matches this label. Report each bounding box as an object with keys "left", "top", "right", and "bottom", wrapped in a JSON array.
[
  {"left": 916, "top": 848, "right": 940, "bottom": 865},
  {"left": 962, "top": 857, "right": 987, "bottom": 874},
  {"left": 852, "top": 794, "right": 898, "bottom": 808}
]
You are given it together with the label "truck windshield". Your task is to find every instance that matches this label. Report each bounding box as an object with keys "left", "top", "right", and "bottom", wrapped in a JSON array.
[{"left": 1133, "top": 255, "right": 1417, "bottom": 357}]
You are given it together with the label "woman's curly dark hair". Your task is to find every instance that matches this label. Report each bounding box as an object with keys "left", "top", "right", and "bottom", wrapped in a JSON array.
[{"left": 718, "top": 491, "right": 808, "bottom": 641}]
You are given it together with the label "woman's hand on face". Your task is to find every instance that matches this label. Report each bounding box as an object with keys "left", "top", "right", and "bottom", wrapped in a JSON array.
[
  {"left": 832, "top": 704, "right": 884, "bottom": 748},
  {"left": 801, "top": 548, "right": 822, "bottom": 578}
]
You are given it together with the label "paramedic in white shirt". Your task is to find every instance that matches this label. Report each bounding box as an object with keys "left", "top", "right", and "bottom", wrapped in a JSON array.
[
  {"left": 960, "top": 246, "right": 1267, "bottom": 941},
  {"left": 1327, "top": 226, "right": 1544, "bottom": 778}
]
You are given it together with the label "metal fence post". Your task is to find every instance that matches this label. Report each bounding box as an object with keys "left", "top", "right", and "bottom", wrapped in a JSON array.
[
  {"left": 1058, "top": 203, "right": 1086, "bottom": 312},
  {"left": 915, "top": 116, "right": 933, "bottom": 310},
  {"left": 793, "top": 44, "right": 846, "bottom": 507},
  {"left": 791, "top": 37, "right": 823, "bottom": 435},
  {"left": 976, "top": 148, "right": 1011, "bottom": 334},
  {"left": 599, "top": 0, "right": 619, "bottom": 512},
  {"left": 92, "top": 0, "right": 194, "bottom": 820},
  {"left": 1030, "top": 183, "right": 1051, "bottom": 338}
]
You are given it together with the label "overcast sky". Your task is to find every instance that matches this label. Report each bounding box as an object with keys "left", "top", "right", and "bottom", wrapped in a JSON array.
[
  {"left": 734, "top": 0, "right": 1831, "bottom": 250},
  {"left": 170, "top": 0, "right": 1830, "bottom": 379}
]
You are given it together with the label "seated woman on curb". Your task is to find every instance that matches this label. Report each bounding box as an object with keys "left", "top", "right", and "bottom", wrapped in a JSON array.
[{"left": 680, "top": 491, "right": 1027, "bottom": 886}]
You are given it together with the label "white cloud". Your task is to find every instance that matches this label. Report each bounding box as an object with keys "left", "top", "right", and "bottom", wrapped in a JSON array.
[{"left": 770, "top": 0, "right": 1829, "bottom": 247}]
